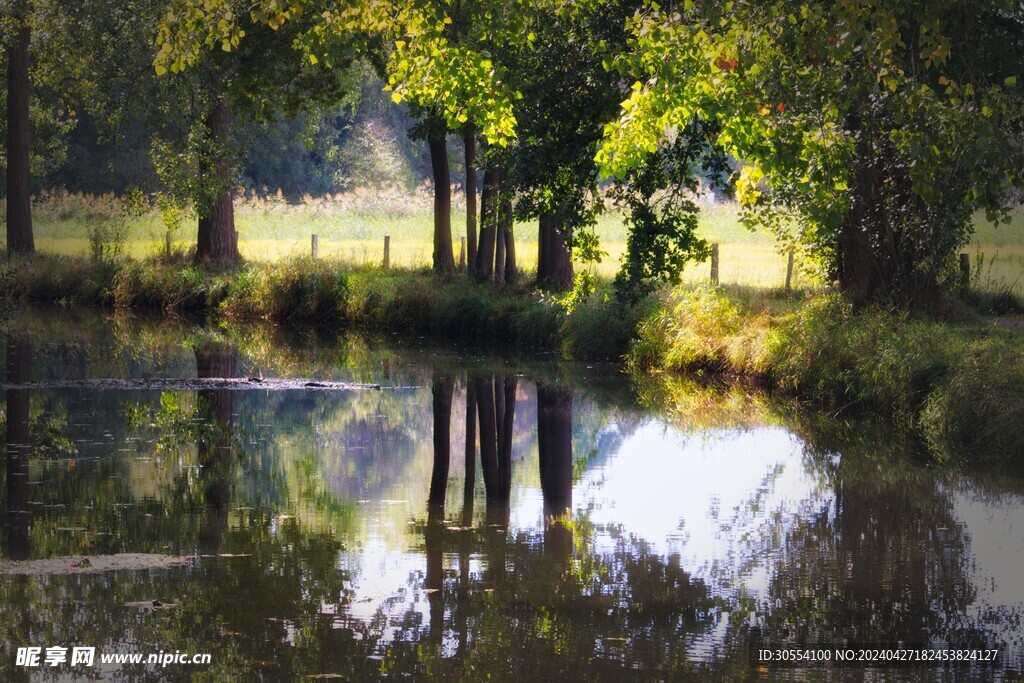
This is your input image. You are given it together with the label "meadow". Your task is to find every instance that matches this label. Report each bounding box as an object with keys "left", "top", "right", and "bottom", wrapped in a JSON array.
[{"left": 17, "top": 187, "right": 1024, "bottom": 293}]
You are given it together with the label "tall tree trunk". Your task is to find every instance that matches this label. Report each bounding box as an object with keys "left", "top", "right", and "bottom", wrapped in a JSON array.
[
  {"left": 463, "top": 130, "right": 477, "bottom": 273},
  {"left": 475, "top": 166, "right": 499, "bottom": 281},
  {"left": 429, "top": 372, "right": 453, "bottom": 508},
  {"left": 429, "top": 131, "right": 455, "bottom": 276},
  {"left": 502, "top": 197, "right": 517, "bottom": 285},
  {"left": 537, "top": 208, "right": 573, "bottom": 290},
  {"left": 195, "top": 97, "right": 239, "bottom": 264},
  {"left": 6, "top": 18, "right": 34, "bottom": 255},
  {"left": 4, "top": 336, "right": 32, "bottom": 559},
  {"left": 836, "top": 120, "right": 890, "bottom": 306}
]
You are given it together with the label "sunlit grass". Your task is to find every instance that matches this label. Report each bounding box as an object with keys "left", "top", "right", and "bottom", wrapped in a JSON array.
[{"left": 21, "top": 190, "right": 1024, "bottom": 292}]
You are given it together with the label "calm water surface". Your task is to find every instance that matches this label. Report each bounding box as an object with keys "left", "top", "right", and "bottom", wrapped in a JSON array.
[{"left": 1, "top": 308, "right": 1023, "bottom": 681}]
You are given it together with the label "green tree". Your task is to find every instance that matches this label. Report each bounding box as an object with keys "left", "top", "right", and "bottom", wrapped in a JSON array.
[
  {"left": 600, "top": 0, "right": 1024, "bottom": 307},
  {"left": 187, "top": 0, "right": 520, "bottom": 275},
  {"left": 154, "top": 0, "right": 360, "bottom": 263},
  {"left": 357, "top": 0, "right": 521, "bottom": 277},
  {"left": 501, "top": 1, "right": 633, "bottom": 290}
]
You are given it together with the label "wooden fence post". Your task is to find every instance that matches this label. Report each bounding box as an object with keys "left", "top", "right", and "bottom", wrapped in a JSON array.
[
  {"left": 383, "top": 234, "right": 391, "bottom": 270},
  {"left": 311, "top": 234, "right": 318, "bottom": 259},
  {"left": 960, "top": 252, "right": 970, "bottom": 296},
  {"left": 710, "top": 243, "right": 719, "bottom": 285},
  {"left": 785, "top": 247, "right": 795, "bottom": 292}
]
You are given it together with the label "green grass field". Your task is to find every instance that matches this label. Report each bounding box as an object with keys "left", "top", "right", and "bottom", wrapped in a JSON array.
[{"left": 17, "top": 189, "right": 1024, "bottom": 292}]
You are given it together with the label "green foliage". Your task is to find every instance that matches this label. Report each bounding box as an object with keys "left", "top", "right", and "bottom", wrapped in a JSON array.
[
  {"left": 920, "top": 342, "right": 1024, "bottom": 462},
  {"left": 157, "top": 0, "right": 519, "bottom": 147},
  {"left": 151, "top": 0, "right": 362, "bottom": 218},
  {"left": 601, "top": 0, "right": 1024, "bottom": 305},
  {"left": 220, "top": 258, "right": 350, "bottom": 323},
  {"left": 559, "top": 281, "right": 651, "bottom": 360},
  {"left": 85, "top": 190, "right": 147, "bottom": 262},
  {"left": 502, "top": 0, "right": 632, "bottom": 240},
  {"left": 610, "top": 123, "right": 729, "bottom": 301}
]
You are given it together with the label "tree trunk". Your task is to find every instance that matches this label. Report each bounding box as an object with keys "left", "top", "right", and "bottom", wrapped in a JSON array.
[
  {"left": 475, "top": 166, "right": 499, "bottom": 281},
  {"left": 502, "top": 197, "right": 517, "bottom": 285},
  {"left": 429, "top": 131, "right": 455, "bottom": 276},
  {"left": 195, "top": 98, "right": 239, "bottom": 264},
  {"left": 835, "top": 120, "right": 895, "bottom": 306},
  {"left": 429, "top": 372, "right": 453, "bottom": 508},
  {"left": 463, "top": 131, "right": 477, "bottom": 273},
  {"left": 6, "top": 20, "right": 34, "bottom": 255},
  {"left": 494, "top": 194, "right": 506, "bottom": 284},
  {"left": 537, "top": 209, "right": 573, "bottom": 290},
  {"left": 837, "top": 137, "right": 883, "bottom": 306}
]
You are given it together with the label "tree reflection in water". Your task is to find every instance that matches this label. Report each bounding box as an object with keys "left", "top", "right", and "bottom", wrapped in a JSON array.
[
  {"left": 195, "top": 342, "right": 238, "bottom": 555},
  {"left": 414, "top": 373, "right": 719, "bottom": 680},
  {"left": 0, "top": 318, "right": 1022, "bottom": 681},
  {"left": 3, "top": 335, "right": 32, "bottom": 560}
]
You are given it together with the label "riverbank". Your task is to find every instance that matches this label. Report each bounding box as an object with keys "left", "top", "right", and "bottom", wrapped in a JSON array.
[{"left": 3, "top": 253, "right": 1021, "bottom": 464}]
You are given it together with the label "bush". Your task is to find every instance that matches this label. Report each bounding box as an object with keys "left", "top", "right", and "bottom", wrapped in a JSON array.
[{"left": 920, "top": 341, "right": 1024, "bottom": 463}]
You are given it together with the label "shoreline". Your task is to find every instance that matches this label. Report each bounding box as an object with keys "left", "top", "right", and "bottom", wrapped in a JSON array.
[{"left": 3, "top": 253, "right": 1022, "bottom": 466}]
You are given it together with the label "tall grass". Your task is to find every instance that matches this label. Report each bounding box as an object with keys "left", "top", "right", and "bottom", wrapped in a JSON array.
[{"left": 629, "top": 284, "right": 1024, "bottom": 464}]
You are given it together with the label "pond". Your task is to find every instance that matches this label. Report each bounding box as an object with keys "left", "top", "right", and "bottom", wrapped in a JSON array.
[{"left": 1, "top": 307, "right": 1023, "bottom": 681}]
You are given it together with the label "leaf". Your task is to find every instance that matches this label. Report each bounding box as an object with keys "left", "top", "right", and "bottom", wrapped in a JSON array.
[{"left": 1005, "top": 76, "right": 1017, "bottom": 88}]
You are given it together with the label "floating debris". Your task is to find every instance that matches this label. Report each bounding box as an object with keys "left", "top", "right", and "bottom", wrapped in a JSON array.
[
  {"left": 0, "top": 377, "right": 381, "bottom": 392},
  {"left": 123, "top": 599, "right": 177, "bottom": 611},
  {"left": 0, "top": 554, "right": 188, "bottom": 575}
]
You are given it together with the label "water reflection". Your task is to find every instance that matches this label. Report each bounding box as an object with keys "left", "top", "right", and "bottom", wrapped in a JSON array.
[
  {"left": 0, "top": 311, "right": 1022, "bottom": 681},
  {"left": 4, "top": 334, "right": 31, "bottom": 559}
]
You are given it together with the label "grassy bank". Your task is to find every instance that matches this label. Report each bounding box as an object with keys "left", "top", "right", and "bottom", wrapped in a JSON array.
[
  {"left": 2, "top": 253, "right": 1022, "bottom": 464},
  {"left": 629, "top": 287, "right": 1024, "bottom": 463},
  {"left": 0, "top": 253, "right": 639, "bottom": 355}
]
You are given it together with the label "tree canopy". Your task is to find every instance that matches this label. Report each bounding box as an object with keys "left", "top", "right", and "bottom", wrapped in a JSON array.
[{"left": 599, "top": 0, "right": 1024, "bottom": 305}]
